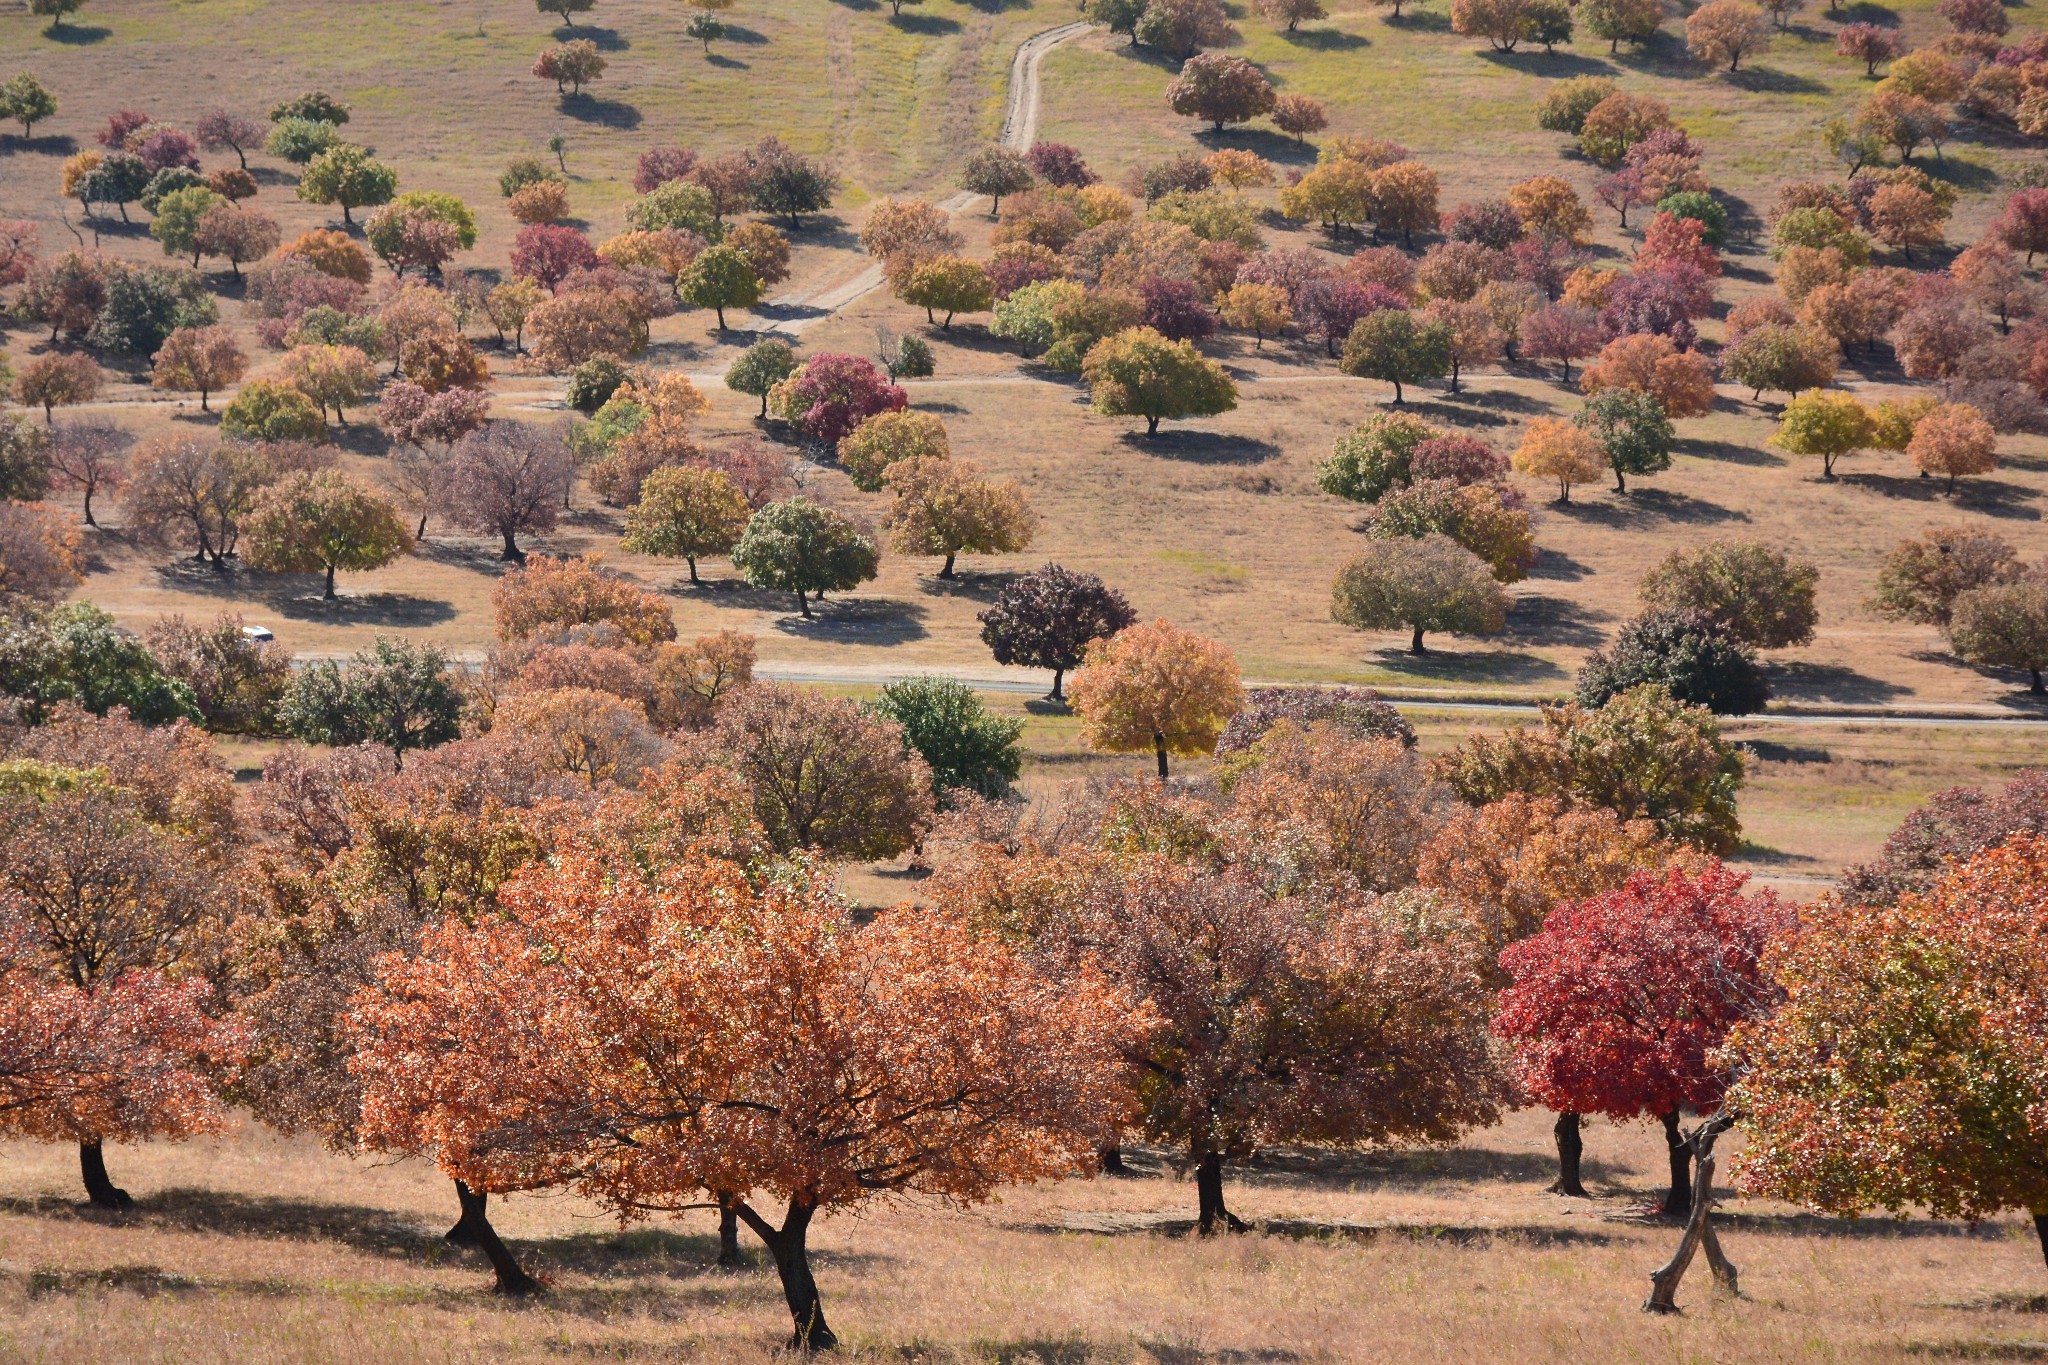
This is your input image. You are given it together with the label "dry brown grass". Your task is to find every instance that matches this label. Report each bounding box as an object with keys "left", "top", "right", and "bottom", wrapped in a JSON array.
[{"left": 6, "top": 1109, "right": 2048, "bottom": 1364}]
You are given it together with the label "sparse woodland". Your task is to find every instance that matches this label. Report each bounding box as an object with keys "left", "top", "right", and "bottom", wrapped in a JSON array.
[{"left": 3, "top": 0, "right": 2048, "bottom": 1360}]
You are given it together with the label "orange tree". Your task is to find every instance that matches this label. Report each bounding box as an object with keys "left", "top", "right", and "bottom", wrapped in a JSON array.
[
  {"left": 1068, "top": 618, "right": 1242, "bottom": 779},
  {"left": 1730, "top": 835, "right": 2048, "bottom": 1269},
  {"left": 1494, "top": 863, "right": 1790, "bottom": 1211},
  {"left": 348, "top": 848, "right": 1135, "bottom": 1347}
]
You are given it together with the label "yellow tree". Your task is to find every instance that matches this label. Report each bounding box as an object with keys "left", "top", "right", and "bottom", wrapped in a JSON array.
[
  {"left": 882, "top": 456, "right": 1035, "bottom": 579},
  {"left": 1513, "top": 416, "right": 1608, "bottom": 503},
  {"left": 1068, "top": 618, "right": 1243, "bottom": 779}
]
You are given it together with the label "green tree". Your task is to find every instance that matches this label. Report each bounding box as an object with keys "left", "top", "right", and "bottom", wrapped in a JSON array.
[
  {"left": 537, "top": 0, "right": 596, "bottom": 26},
  {"left": 1331, "top": 533, "right": 1511, "bottom": 655},
  {"left": 1949, "top": 578, "right": 2048, "bottom": 695},
  {"left": 1080, "top": 326, "right": 1238, "bottom": 437},
  {"left": 903, "top": 256, "right": 994, "bottom": 329},
  {"left": 686, "top": 10, "right": 724, "bottom": 50},
  {"left": 621, "top": 464, "right": 752, "bottom": 584},
  {"left": 28, "top": 0, "right": 85, "bottom": 34},
  {"left": 627, "top": 179, "right": 723, "bottom": 239},
  {"left": 1, "top": 73, "right": 58, "bottom": 138},
  {"left": 1340, "top": 310, "right": 1453, "bottom": 405},
  {"left": 1575, "top": 386, "right": 1674, "bottom": 493},
  {"left": 270, "top": 91, "right": 351, "bottom": 126},
  {"left": 297, "top": 144, "right": 398, "bottom": 226},
  {"left": 990, "top": 279, "right": 1084, "bottom": 357},
  {"left": 242, "top": 470, "right": 415, "bottom": 600},
  {"left": 730, "top": 497, "right": 882, "bottom": 618},
  {"left": 1084, "top": 0, "right": 1149, "bottom": 41},
  {"left": 149, "top": 186, "right": 225, "bottom": 266},
  {"left": 1576, "top": 609, "right": 1771, "bottom": 715},
  {"left": 680, "top": 245, "right": 762, "bottom": 330},
  {"left": 868, "top": 675, "right": 1024, "bottom": 803},
  {"left": 726, "top": 338, "right": 798, "bottom": 418},
  {"left": 279, "top": 636, "right": 463, "bottom": 762},
  {"left": 1316, "top": 412, "right": 1440, "bottom": 503},
  {"left": 961, "top": 145, "right": 1035, "bottom": 217},
  {"left": 1773, "top": 387, "right": 1872, "bottom": 479},
  {"left": 0, "top": 602, "right": 199, "bottom": 725},
  {"left": 1639, "top": 540, "right": 1820, "bottom": 649},
  {"left": 265, "top": 117, "right": 340, "bottom": 166},
  {"left": 220, "top": 379, "right": 327, "bottom": 444}
]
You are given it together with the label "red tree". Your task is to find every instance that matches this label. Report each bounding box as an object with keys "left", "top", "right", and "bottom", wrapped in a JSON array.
[
  {"left": 1493, "top": 862, "right": 1789, "bottom": 1210},
  {"left": 348, "top": 849, "right": 1134, "bottom": 1345},
  {"left": 771, "top": 352, "right": 907, "bottom": 446},
  {"left": 510, "top": 223, "right": 602, "bottom": 292}
]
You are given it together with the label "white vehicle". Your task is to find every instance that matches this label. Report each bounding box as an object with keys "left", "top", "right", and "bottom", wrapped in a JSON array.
[{"left": 242, "top": 625, "right": 276, "bottom": 643}]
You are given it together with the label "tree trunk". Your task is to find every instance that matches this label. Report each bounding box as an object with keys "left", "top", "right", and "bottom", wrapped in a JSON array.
[
  {"left": 323, "top": 562, "right": 338, "bottom": 599},
  {"left": 2032, "top": 1211, "right": 2048, "bottom": 1270},
  {"left": 1390, "top": 379, "right": 1404, "bottom": 405},
  {"left": 687, "top": 555, "right": 701, "bottom": 585},
  {"left": 796, "top": 590, "right": 811, "bottom": 618},
  {"left": 1550, "top": 1112, "right": 1589, "bottom": 1197},
  {"left": 1048, "top": 667, "right": 1065, "bottom": 703},
  {"left": 501, "top": 529, "right": 523, "bottom": 562},
  {"left": 1194, "top": 1152, "right": 1249, "bottom": 1235},
  {"left": 1644, "top": 1139, "right": 1738, "bottom": 1312},
  {"left": 715, "top": 306, "right": 727, "bottom": 329},
  {"left": 1410, "top": 623, "right": 1426, "bottom": 655},
  {"left": 734, "top": 1199, "right": 837, "bottom": 1350},
  {"left": 82, "top": 490, "right": 97, "bottom": 528},
  {"left": 80, "top": 1141, "right": 131, "bottom": 1209},
  {"left": 2031, "top": 667, "right": 2044, "bottom": 695},
  {"left": 759, "top": 391, "right": 771, "bottom": 418},
  {"left": 940, "top": 552, "right": 956, "bottom": 578},
  {"left": 454, "top": 1181, "right": 542, "bottom": 1295},
  {"left": 1614, "top": 467, "right": 1627, "bottom": 493},
  {"left": 1146, "top": 415, "right": 1160, "bottom": 436},
  {"left": 445, "top": 1178, "right": 485, "bottom": 1248},
  {"left": 716, "top": 1194, "right": 742, "bottom": 1268},
  {"left": 1100, "top": 1145, "right": 1128, "bottom": 1175},
  {"left": 416, "top": 513, "right": 428, "bottom": 539},
  {"left": 200, "top": 390, "right": 211, "bottom": 412},
  {"left": 1448, "top": 359, "right": 1460, "bottom": 393},
  {"left": 1660, "top": 1110, "right": 1692, "bottom": 1217},
  {"left": 1154, "top": 732, "right": 1169, "bottom": 781}
]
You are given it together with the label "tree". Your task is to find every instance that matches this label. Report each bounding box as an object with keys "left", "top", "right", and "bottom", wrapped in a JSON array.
[
  {"left": 726, "top": 339, "right": 798, "bottom": 419},
  {"left": 15, "top": 353, "right": 101, "bottom": 426},
  {"left": 0, "top": 606, "right": 199, "bottom": 725},
  {"left": 1332, "top": 534, "right": 1511, "bottom": 656},
  {"left": 1582, "top": 333, "right": 1717, "bottom": 418},
  {"left": 121, "top": 436, "right": 277, "bottom": 568},
  {"left": 748, "top": 136, "right": 837, "bottom": 229},
  {"left": 1135, "top": 0, "right": 1238, "bottom": 56},
  {"left": 1316, "top": 412, "right": 1440, "bottom": 503},
  {"left": 0, "top": 73, "right": 57, "bottom": 138},
  {"left": 148, "top": 325, "right": 246, "bottom": 413},
  {"left": 28, "top": 0, "right": 86, "bottom": 33},
  {"left": 837, "top": 409, "right": 948, "bottom": 492},
  {"left": 1730, "top": 837, "right": 2048, "bottom": 1267},
  {"left": 1582, "top": 0, "right": 1664, "bottom": 50},
  {"left": 1638, "top": 540, "right": 1819, "bottom": 652},
  {"left": 1686, "top": 0, "right": 1770, "bottom": 69},
  {"left": 1524, "top": 0, "right": 1573, "bottom": 48},
  {"left": 1513, "top": 416, "right": 1608, "bottom": 503},
  {"left": 1993, "top": 189, "right": 2048, "bottom": 265},
  {"left": 1577, "top": 386, "right": 1674, "bottom": 493},
  {"left": 279, "top": 344, "right": 379, "bottom": 426},
  {"left": 1081, "top": 327, "right": 1237, "bottom": 437},
  {"left": 495, "top": 687, "right": 667, "bottom": 789},
  {"left": 1858, "top": 87, "right": 1947, "bottom": 163},
  {"left": 1579, "top": 92, "right": 1672, "bottom": 165},
  {"left": 1577, "top": 608, "right": 1772, "bottom": 715},
  {"left": 280, "top": 637, "right": 463, "bottom": 762},
  {"left": 350, "top": 852, "right": 1120, "bottom": 1346},
  {"left": 1298, "top": 277, "right": 1398, "bottom": 357},
  {"left": 0, "top": 416, "right": 50, "bottom": 507},
  {"left": 533, "top": 40, "right": 606, "bottom": 97},
  {"left": 1166, "top": 54, "right": 1276, "bottom": 133},
  {"left": 1422, "top": 297, "right": 1503, "bottom": 395},
  {"left": 1839, "top": 768, "right": 2048, "bottom": 907},
  {"left": 899, "top": 255, "right": 992, "bottom": 331},
  {"left": 195, "top": 109, "right": 264, "bottom": 168},
  {"left": 142, "top": 613, "right": 293, "bottom": 736},
  {"left": 687, "top": 10, "right": 724, "bottom": 50},
  {"left": 883, "top": 457, "right": 1035, "bottom": 578},
  {"left": 1510, "top": 176, "right": 1593, "bottom": 245},
  {"left": 491, "top": 554, "right": 675, "bottom": 645},
  {"left": 1068, "top": 619, "right": 1241, "bottom": 779},
  {"left": 1497, "top": 863, "right": 1789, "bottom": 1215},
  {"left": 1522, "top": 304, "right": 1603, "bottom": 382},
  {"left": 1452, "top": 0, "right": 1535, "bottom": 50},
  {"left": 0, "top": 503, "right": 81, "bottom": 607},
  {"left": 1871, "top": 526, "right": 2022, "bottom": 627},
  {"left": 1909, "top": 403, "right": 1998, "bottom": 493},
  {"left": 149, "top": 185, "right": 224, "bottom": 266},
  {"left": 45, "top": 418, "right": 131, "bottom": 529},
  {"left": 220, "top": 380, "right": 326, "bottom": 444},
  {"left": 1868, "top": 183, "right": 1947, "bottom": 262},
  {"left": 266, "top": 117, "right": 340, "bottom": 166},
  {"left": 677, "top": 244, "right": 761, "bottom": 330},
  {"left": 192, "top": 203, "right": 280, "bottom": 281},
  {"left": 961, "top": 145, "right": 1034, "bottom": 217},
  {"left": 869, "top": 676, "right": 1023, "bottom": 803},
  {"left": 1435, "top": 685, "right": 1746, "bottom": 852},
  {"left": 700, "top": 682, "right": 933, "bottom": 857},
  {"left": 434, "top": 422, "right": 575, "bottom": 560},
  {"left": 243, "top": 469, "right": 413, "bottom": 599},
  {"left": 977, "top": 565, "right": 1136, "bottom": 703},
  {"left": 1950, "top": 578, "right": 2048, "bottom": 694},
  {"left": 297, "top": 144, "right": 397, "bottom": 227},
  {"left": 621, "top": 465, "right": 751, "bottom": 585},
  {"left": 1365, "top": 480, "right": 1535, "bottom": 583},
  {"left": 1272, "top": 92, "right": 1328, "bottom": 142},
  {"left": 1340, "top": 309, "right": 1453, "bottom": 405},
  {"left": 730, "top": 498, "right": 880, "bottom": 618},
  {"left": 509, "top": 179, "right": 572, "bottom": 225},
  {"left": 1771, "top": 387, "right": 1871, "bottom": 480},
  {"left": 769, "top": 352, "right": 907, "bottom": 446},
  {"left": 1217, "top": 282, "right": 1291, "bottom": 347}
]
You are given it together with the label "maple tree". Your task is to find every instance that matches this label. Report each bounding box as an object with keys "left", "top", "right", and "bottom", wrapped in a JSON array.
[
  {"left": 1495, "top": 862, "right": 1788, "bottom": 1209},
  {"left": 493, "top": 686, "right": 669, "bottom": 788},
  {"left": 1731, "top": 836, "right": 2048, "bottom": 1269},
  {"left": 492, "top": 554, "right": 676, "bottom": 645},
  {"left": 349, "top": 850, "right": 1132, "bottom": 1342},
  {"left": 1068, "top": 619, "right": 1242, "bottom": 779},
  {"left": 882, "top": 457, "right": 1035, "bottom": 579}
]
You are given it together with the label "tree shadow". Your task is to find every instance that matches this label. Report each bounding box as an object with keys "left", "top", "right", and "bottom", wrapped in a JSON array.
[
  {"left": 1676, "top": 436, "right": 1784, "bottom": 467},
  {"left": 917, "top": 568, "right": 1025, "bottom": 601},
  {"left": 1838, "top": 1, "right": 1899, "bottom": 20},
  {"left": 273, "top": 592, "right": 461, "bottom": 628},
  {"left": 1548, "top": 487, "right": 1751, "bottom": 525},
  {"left": 1477, "top": 49, "right": 1620, "bottom": 77},
  {"left": 1196, "top": 126, "right": 1318, "bottom": 166},
  {"left": 1383, "top": 10, "right": 1455, "bottom": 32},
  {"left": 1507, "top": 592, "right": 1611, "bottom": 649},
  {"left": 0, "top": 1189, "right": 440, "bottom": 1263},
  {"left": 1279, "top": 26, "right": 1370, "bottom": 50},
  {"left": 705, "top": 52, "right": 750, "bottom": 69},
  {"left": 718, "top": 23, "right": 770, "bottom": 44},
  {"left": 1118, "top": 431, "right": 1282, "bottom": 465},
  {"left": 1722, "top": 66, "right": 1828, "bottom": 95},
  {"left": 559, "top": 95, "right": 642, "bottom": 130},
  {"left": 2, "top": 132, "right": 78, "bottom": 155},
  {"left": 1768, "top": 660, "right": 1910, "bottom": 705},
  {"left": 891, "top": 11, "right": 964, "bottom": 33},
  {"left": 1528, "top": 547, "right": 1593, "bottom": 583},
  {"left": 1839, "top": 472, "right": 2040, "bottom": 519},
  {"left": 558, "top": 23, "right": 630, "bottom": 51},
  {"left": 13, "top": 1264, "right": 297, "bottom": 1300},
  {"left": 972, "top": 1338, "right": 1101, "bottom": 1365},
  {"left": 770, "top": 595, "right": 929, "bottom": 644},
  {"left": 44, "top": 22, "right": 114, "bottom": 44},
  {"left": 1398, "top": 398, "right": 1513, "bottom": 429},
  {"left": 828, "top": 0, "right": 882, "bottom": 10},
  {"left": 1742, "top": 738, "right": 1833, "bottom": 764},
  {"left": 1369, "top": 646, "right": 1570, "bottom": 684},
  {"left": 1925, "top": 156, "right": 2004, "bottom": 193},
  {"left": 1719, "top": 1211, "right": 2018, "bottom": 1241},
  {"left": 957, "top": 0, "right": 1035, "bottom": 10}
]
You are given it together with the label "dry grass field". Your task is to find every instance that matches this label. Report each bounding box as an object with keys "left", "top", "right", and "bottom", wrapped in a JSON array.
[{"left": 7, "top": 1109, "right": 2048, "bottom": 1364}]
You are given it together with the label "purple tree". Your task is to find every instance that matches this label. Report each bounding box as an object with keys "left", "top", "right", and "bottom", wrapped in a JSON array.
[
  {"left": 432, "top": 421, "right": 576, "bottom": 560},
  {"left": 1026, "top": 143, "right": 1098, "bottom": 188},
  {"left": 1298, "top": 277, "right": 1404, "bottom": 357},
  {"left": 1139, "top": 275, "right": 1218, "bottom": 342},
  {"left": 977, "top": 563, "right": 1137, "bottom": 702}
]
